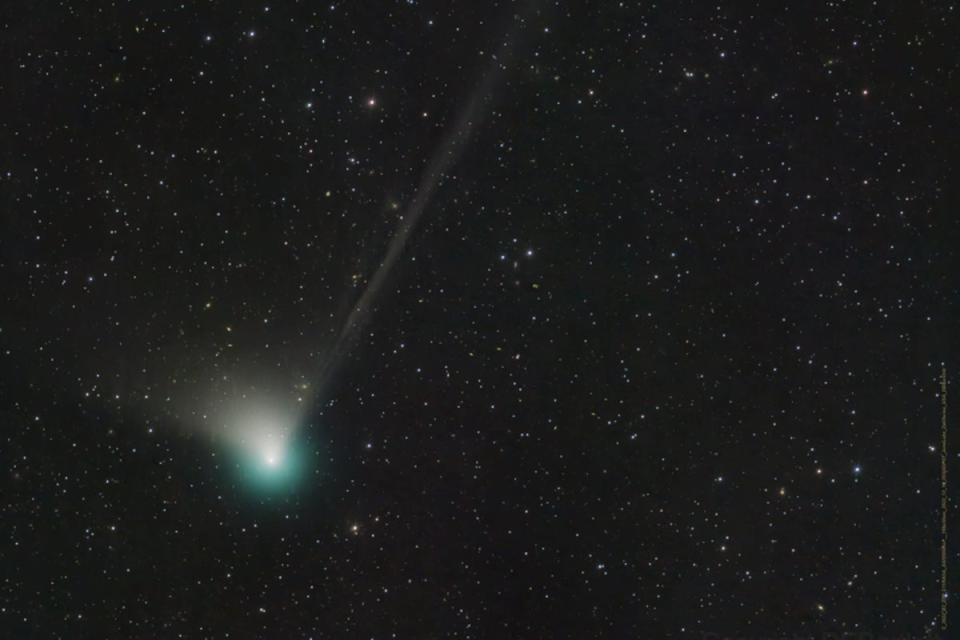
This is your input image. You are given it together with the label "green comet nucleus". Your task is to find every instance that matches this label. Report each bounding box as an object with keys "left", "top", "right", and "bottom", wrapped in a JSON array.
[
  {"left": 229, "top": 431, "right": 309, "bottom": 494},
  {"left": 211, "top": 397, "right": 313, "bottom": 495}
]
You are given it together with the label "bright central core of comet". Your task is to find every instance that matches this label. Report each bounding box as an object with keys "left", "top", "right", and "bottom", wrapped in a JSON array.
[
  {"left": 245, "top": 427, "right": 289, "bottom": 472},
  {"left": 213, "top": 398, "right": 305, "bottom": 489},
  {"left": 260, "top": 442, "right": 286, "bottom": 469}
]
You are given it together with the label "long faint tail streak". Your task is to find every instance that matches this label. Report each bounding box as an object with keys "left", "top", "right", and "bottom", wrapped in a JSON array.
[{"left": 314, "top": 9, "right": 531, "bottom": 400}]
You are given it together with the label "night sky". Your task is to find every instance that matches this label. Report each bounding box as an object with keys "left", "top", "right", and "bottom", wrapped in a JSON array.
[{"left": 1, "top": 1, "right": 958, "bottom": 638}]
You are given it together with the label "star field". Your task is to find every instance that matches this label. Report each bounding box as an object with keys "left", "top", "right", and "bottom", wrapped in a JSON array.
[{"left": 1, "top": 1, "right": 959, "bottom": 638}]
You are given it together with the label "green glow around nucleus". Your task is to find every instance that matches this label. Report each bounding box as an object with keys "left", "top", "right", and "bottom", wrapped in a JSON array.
[
  {"left": 232, "top": 434, "right": 308, "bottom": 493},
  {"left": 213, "top": 396, "right": 310, "bottom": 494}
]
